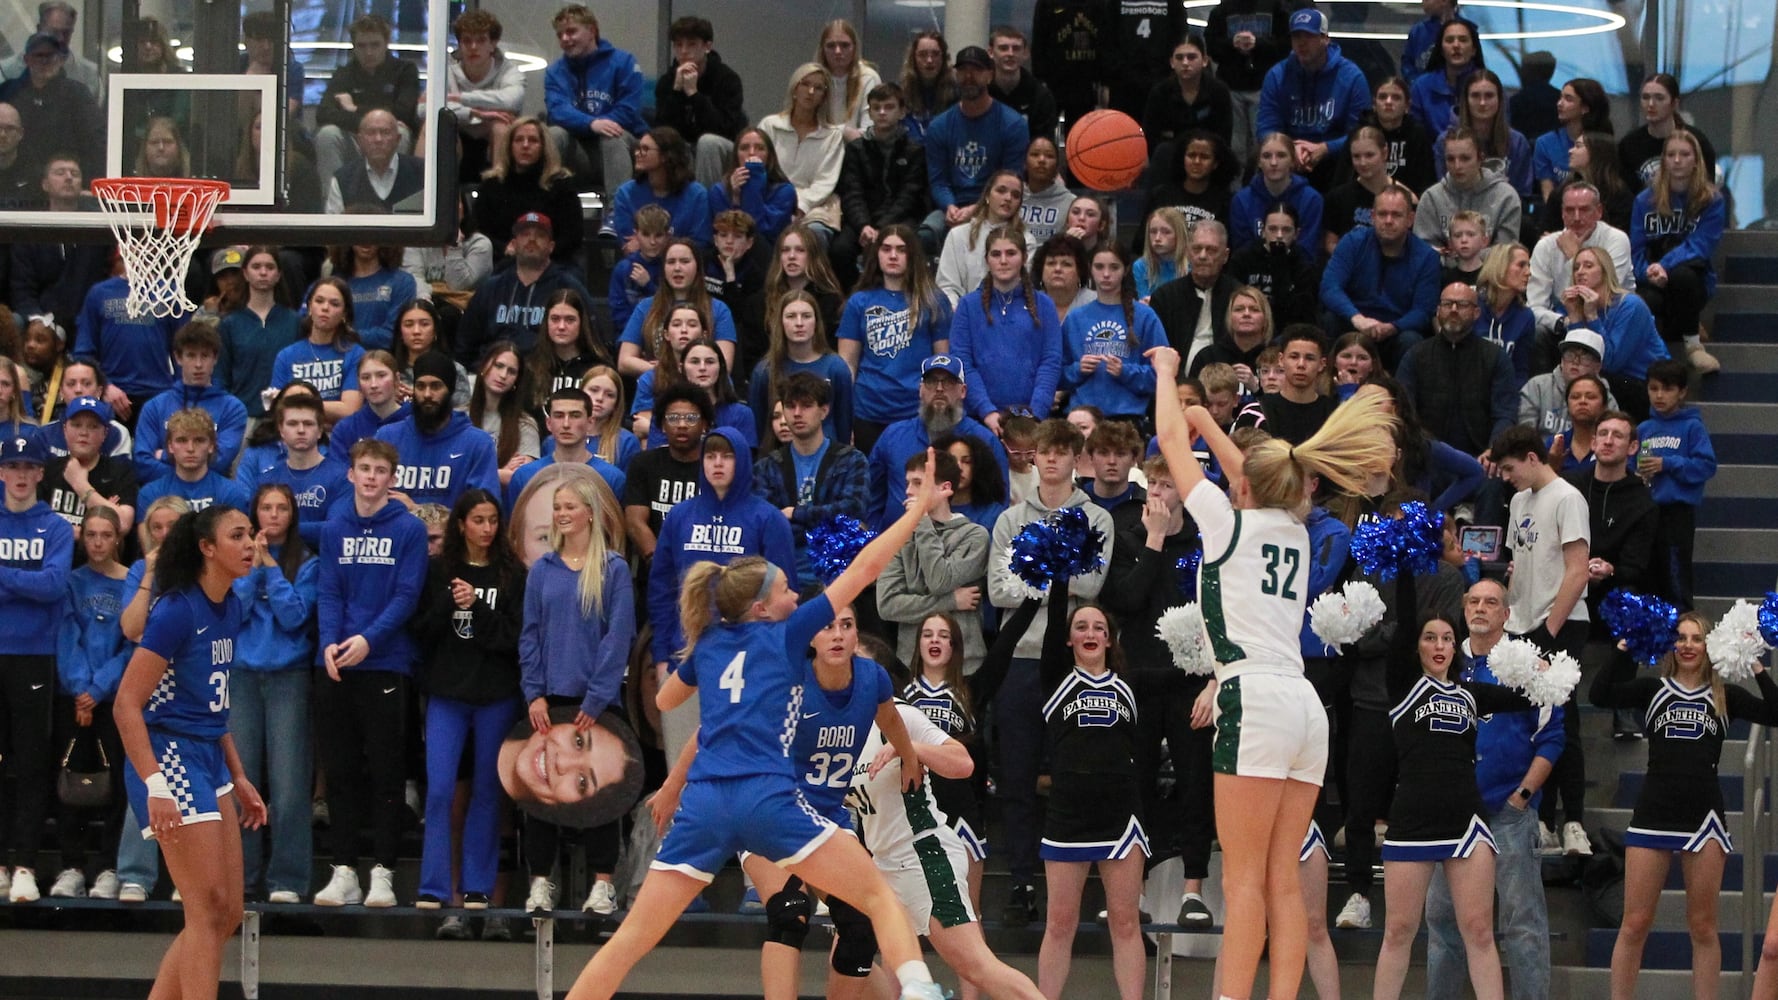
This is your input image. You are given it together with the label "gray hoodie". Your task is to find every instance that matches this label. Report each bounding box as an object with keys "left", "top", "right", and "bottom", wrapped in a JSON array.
[
  {"left": 1518, "top": 369, "right": 1620, "bottom": 436},
  {"left": 878, "top": 513, "right": 993, "bottom": 673},
  {"left": 1022, "top": 178, "right": 1076, "bottom": 248},
  {"left": 986, "top": 487, "right": 1115, "bottom": 659},
  {"left": 1414, "top": 167, "right": 1522, "bottom": 249}
]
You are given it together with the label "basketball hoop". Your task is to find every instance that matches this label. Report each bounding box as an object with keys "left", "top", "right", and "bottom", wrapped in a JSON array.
[{"left": 91, "top": 177, "right": 230, "bottom": 319}]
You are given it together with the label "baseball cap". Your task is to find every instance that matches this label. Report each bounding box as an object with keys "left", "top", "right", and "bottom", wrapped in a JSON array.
[
  {"left": 64, "top": 396, "right": 114, "bottom": 424},
  {"left": 210, "top": 246, "right": 247, "bottom": 273},
  {"left": 921, "top": 355, "right": 965, "bottom": 383},
  {"left": 24, "top": 32, "right": 68, "bottom": 55},
  {"left": 1559, "top": 329, "right": 1605, "bottom": 361},
  {"left": 953, "top": 46, "right": 992, "bottom": 70},
  {"left": 0, "top": 433, "right": 46, "bottom": 467},
  {"left": 513, "top": 211, "right": 553, "bottom": 236},
  {"left": 1289, "top": 9, "right": 1330, "bottom": 35}
]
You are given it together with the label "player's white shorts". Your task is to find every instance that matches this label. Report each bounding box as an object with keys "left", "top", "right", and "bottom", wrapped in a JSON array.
[
  {"left": 883, "top": 832, "right": 977, "bottom": 931},
  {"left": 1211, "top": 671, "right": 1327, "bottom": 784}
]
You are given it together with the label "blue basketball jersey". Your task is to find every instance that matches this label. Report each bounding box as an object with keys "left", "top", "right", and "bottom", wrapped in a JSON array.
[
  {"left": 139, "top": 586, "right": 246, "bottom": 739},
  {"left": 793, "top": 655, "right": 895, "bottom": 818},
  {"left": 681, "top": 594, "right": 834, "bottom": 781}
]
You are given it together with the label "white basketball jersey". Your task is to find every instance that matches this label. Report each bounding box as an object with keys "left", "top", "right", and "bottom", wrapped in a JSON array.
[
  {"left": 1186, "top": 480, "right": 1309, "bottom": 679},
  {"left": 846, "top": 704, "right": 953, "bottom": 872}
]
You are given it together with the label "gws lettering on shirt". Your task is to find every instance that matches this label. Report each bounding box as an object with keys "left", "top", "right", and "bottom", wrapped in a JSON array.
[
  {"left": 339, "top": 535, "right": 395, "bottom": 565},
  {"left": 1062, "top": 692, "right": 1132, "bottom": 727},
  {"left": 1642, "top": 211, "right": 1695, "bottom": 238},
  {"left": 687, "top": 521, "right": 745, "bottom": 555},
  {"left": 864, "top": 305, "right": 914, "bottom": 357},
  {"left": 394, "top": 464, "right": 453, "bottom": 493},
  {"left": 291, "top": 359, "right": 345, "bottom": 395},
  {"left": 0, "top": 537, "right": 46, "bottom": 561},
  {"left": 1414, "top": 692, "right": 1474, "bottom": 735}
]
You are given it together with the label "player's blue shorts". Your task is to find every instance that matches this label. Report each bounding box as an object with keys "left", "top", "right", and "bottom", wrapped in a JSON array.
[
  {"left": 123, "top": 730, "right": 233, "bottom": 840},
  {"left": 652, "top": 775, "right": 836, "bottom": 883}
]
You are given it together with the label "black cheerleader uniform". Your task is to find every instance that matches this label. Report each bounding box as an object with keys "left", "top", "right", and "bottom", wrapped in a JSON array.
[
  {"left": 1591, "top": 668, "right": 1778, "bottom": 853},
  {"left": 903, "top": 675, "right": 989, "bottom": 860},
  {"left": 1381, "top": 575, "right": 1536, "bottom": 863},
  {"left": 975, "top": 589, "right": 1148, "bottom": 863}
]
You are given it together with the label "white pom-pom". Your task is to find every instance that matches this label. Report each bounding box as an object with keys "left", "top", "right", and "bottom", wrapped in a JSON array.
[
  {"left": 1707, "top": 600, "right": 1770, "bottom": 683},
  {"left": 1485, "top": 637, "right": 1544, "bottom": 690},
  {"left": 1341, "top": 581, "right": 1386, "bottom": 635},
  {"left": 1521, "top": 650, "right": 1581, "bottom": 707},
  {"left": 1156, "top": 604, "right": 1215, "bottom": 676}
]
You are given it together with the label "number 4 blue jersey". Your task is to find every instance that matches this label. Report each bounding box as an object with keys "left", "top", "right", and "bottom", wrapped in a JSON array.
[
  {"left": 794, "top": 656, "right": 895, "bottom": 820},
  {"left": 681, "top": 594, "right": 835, "bottom": 782},
  {"left": 139, "top": 586, "right": 246, "bottom": 740}
]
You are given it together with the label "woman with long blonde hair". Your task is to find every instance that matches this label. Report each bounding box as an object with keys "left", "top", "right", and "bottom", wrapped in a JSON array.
[
  {"left": 579, "top": 365, "right": 640, "bottom": 471},
  {"left": 1148, "top": 351, "right": 1397, "bottom": 1000},
  {"left": 816, "top": 19, "right": 880, "bottom": 141},
  {"left": 758, "top": 63, "right": 847, "bottom": 239},
  {"left": 1630, "top": 128, "right": 1725, "bottom": 369}
]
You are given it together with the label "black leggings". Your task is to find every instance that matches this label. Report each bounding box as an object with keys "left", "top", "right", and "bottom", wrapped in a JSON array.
[
  {"left": 1342, "top": 707, "right": 1396, "bottom": 893},
  {"left": 1134, "top": 670, "right": 1215, "bottom": 880},
  {"left": 1637, "top": 259, "right": 1709, "bottom": 347},
  {"left": 54, "top": 698, "right": 125, "bottom": 874},
  {"left": 315, "top": 671, "right": 409, "bottom": 869},
  {"left": 0, "top": 655, "right": 55, "bottom": 869},
  {"left": 524, "top": 815, "right": 621, "bottom": 881}
]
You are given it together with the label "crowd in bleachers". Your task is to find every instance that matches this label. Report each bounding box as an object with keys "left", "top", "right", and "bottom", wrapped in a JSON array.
[{"left": 0, "top": 0, "right": 1752, "bottom": 991}]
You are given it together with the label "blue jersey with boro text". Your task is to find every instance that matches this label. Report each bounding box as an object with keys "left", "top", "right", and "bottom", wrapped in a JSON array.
[
  {"left": 140, "top": 587, "right": 246, "bottom": 739},
  {"left": 680, "top": 593, "right": 834, "bottom": 782},
  {"left": 793, "top": 655, "right": 895, "bottom": 819}
]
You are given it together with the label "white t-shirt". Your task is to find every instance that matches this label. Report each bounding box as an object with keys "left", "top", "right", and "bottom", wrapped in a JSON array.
[
  {"left": 846, "top": 704, "right": 954, "bottom": 872},
  {"left": 1505, "top": 475, "right": 1592, "bottom": 635},
  {"left": 1186, "top": 479, "right": 1309, "bottom": 678}
]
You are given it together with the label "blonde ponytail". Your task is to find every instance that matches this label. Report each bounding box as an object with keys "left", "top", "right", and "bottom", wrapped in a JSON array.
[
  {"left": 676, "top": 556, "right": 772, "bottom": 662},
  {"left": 1244, "top": 389, "right": 1399, "bottom": 517}
]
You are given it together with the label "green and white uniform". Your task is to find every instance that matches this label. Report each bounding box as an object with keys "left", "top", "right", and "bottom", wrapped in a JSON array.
[
  {"left": 1186, "top": 479, "right": 1328, "bottom": 783},
  {"left": 846, "top": 704, "right": 978, "bottom": 930}
]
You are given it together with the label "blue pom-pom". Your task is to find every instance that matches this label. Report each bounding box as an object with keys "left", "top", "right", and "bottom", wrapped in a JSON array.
[
  {"left": 1761, "top": 592, "right": 1778, "bottom": 648},
  {"left": 1600, "top": 588, "right": 1680, "bottom": 666},
  {"left": 1009, "top": 507, "right": 1107, "bottom": 589},
  {"left": 1350, "top": 502, "right": 1446, "bottom": 581},
  {"left": 1175, "top": 549, "right": 1203, "bottom": 599},
  {"left": 807, "top": 515, "right": 876, "bottom": 584}
]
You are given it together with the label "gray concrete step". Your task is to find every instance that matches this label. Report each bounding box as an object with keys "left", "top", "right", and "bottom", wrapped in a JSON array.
[
  {"left": 1693, "top": 400, "right": 1778, "bottom": 433},
  {"left": 1553, "top": 965, "right": 1733, "bottom": 1000},
  {"left": 1698, "top": 527, "right": 1778, "bottom": 563}
]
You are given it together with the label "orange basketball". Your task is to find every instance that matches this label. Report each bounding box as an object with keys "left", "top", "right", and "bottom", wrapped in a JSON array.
[{"left": 1066, "top": 110, "right": 1147, "bottom": 191}]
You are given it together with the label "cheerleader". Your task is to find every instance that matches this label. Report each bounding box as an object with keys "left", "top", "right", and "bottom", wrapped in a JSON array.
[
  {"left": 1591, "top": 611, "right": 1778, "bottom": 1000},
  {"left": 1372, "top": 573, "right": 1535, "bottom": 1000},
  {"left": 1147, "top": 348, "right": 1397, "bottom": 1000},
  {"left": 563, "top": 453, "right": 951, "bottom": 1000},
  {"left": 113, "top": 506, "right": 266, "bottom": 999}
]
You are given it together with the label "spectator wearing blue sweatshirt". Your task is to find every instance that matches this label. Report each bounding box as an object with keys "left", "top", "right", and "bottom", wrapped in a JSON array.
[
  {"left": 313, "top": 437, "right": 429, "bottom": 908},
  {"left": 271, "top": 277, "right": 366, "bottom": 427},
  {"left": 1228, "top": 133, "right": 1325, "bottom": 259},
  {"left": 747, "top": 290, "right": 856, "bottom": 445},
  {"left": 216, "top": 248, "right": 300, "bottom": 420},
  {"left": 1559, "top": 245, "right": 1669, "bottom": 419},
  {"left": 1255, "top": 11, "right": 1372, "bottom": 180},
  {"left": 1629, "top": 130, "right": 1725, "bottom": 368},
  {"left": 506, "top": 389, "right": 627, "bottom": 508},
  {"left": 33, "top": 360, "right": 131, "bottom": 461},
  {"left": 630, "top": 336, "right": 755, "bottom": 452},
  {"left": 518, "top": 469, "right": 636, "bottom": 911},
  {"left": 73, "top": 274, "right": 181, "bottom": 416},
  {"left": 327, "top": 351, "right": 409, "bottom": 457},
  {"left": 542, "top": 5, "right": 646, "bottom": 200},
  {"left": 947, "top": 231, "right": 1062, "bottom": 431},
  {"left": 608, "top": 207, "right": 670, "bottom": 334},
  {"left": 615, "top": 240, "right": 740, "bottom": 376},
  {"left": 752, "top": 373, "right": 870, "bottom": 582},
  {"left": 836, "top": 226, "right": 952, "bottom": 451},
  {"left": 1529, "top": 78, "right": 1612, "bottom": 202},
  {"left": 1061, "top": 246, "right": 1167, "bottom": 423},
  {"left": 647, "top": 427, "right": 796, "bottom": 670},
  {"left": 1320, "top": 185, "right": 1442, "bottom": 369},
  {"left": 1407, "top": 19, "right": 1482, "bottom": 138},
  {"left": 374, "top": 354, "right": 500, "bottom": 511},
  {"left": 132, "top": 322, "right": 250, "bottom": 485},
  {"left": 314, "top": 246, "right": 420, "bottom": 353},
  {"left": 0, "top": 433, "right": 74, "bottom": 902},
  {"left": 1432, "top": 71, "right": 1534, "bottom": 198},
  {"left": 1475, "top": 242, "right": 1538, "bottom": 384},
  {"left": 137, "top": 410, "right": 253, "bottom": 514},
  {"left": 235, "top": 395, "right": 349, "bottom": 549},
  {"left": 922, "top": 46, "right": 1028, "bottom": 240},
  {"left": 603, "top": 126, "right": 713, "bottom": 248},
  {"left": 705, "top": 127, "right": 800, "bottom": 249},
  {"left": 51, "top": 506, "right": 131, "bottom": 899},
  {"left": 229, "top": 483, "right": 319, "bottom": 903},
  {"left": 866, "top": 356, "right": 1010, "bottom": 529},
  {"left": 1638, "top": 359, "right": 1716, "bottom": 610},
  {"left": 1401, "top": 0, "right": 1465, "bottom": 81}
]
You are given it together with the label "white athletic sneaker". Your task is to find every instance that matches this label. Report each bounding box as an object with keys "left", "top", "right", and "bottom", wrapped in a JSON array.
[
  {"left": 582, "top": 879, "right": 618, "bottom": 915},
  {"left": 89, "top": 870, "right": 119, "bottom": 900},
  {"left": 267, "top": 890, "right": 301, "bottom": 905},
  {"left": 10, "top": 868, "right": 40, "bottom": 903},
  {"left": 1538, "top": 822, "right": 1561, "bottom": 855},
  {"left": 48, "top": 868, "right": 86, "bottom": 898},
  {"left": 1562, "top": 821, "right": 1593, "bottom": 857},
  {"left": 117, "top": 883, "right": 148, "bottom": 903},
  {"left": 1334, "top": 893, "right": 1372, "bottom": 930},
  {"left": 364, "top": 865, "right": 397, "bottom": 908},
  {"left": 899, "top": 981, "right": 947, "bottom": 1000},
  {"left": 314, "top": 865, "right": 363, "bottom": 906},
  {"left": 526, "top": 876, "right": 557, "bottom": 915},
  {"left": 1688, "top": 345, "right": 1722, "bottom": 375}
]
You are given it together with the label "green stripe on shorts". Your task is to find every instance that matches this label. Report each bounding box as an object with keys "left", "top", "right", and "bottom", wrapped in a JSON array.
[
  {"left": 1212, "top": 676, "right": 1244, "bottom": 775},
  {"left": 913, "top": 835, "right": 971, "bottom": 928}
]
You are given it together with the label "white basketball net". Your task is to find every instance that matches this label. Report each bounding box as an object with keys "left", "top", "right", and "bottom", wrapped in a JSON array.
[{"left": 91, "top": 178, "right": 230, "bottom": 319}]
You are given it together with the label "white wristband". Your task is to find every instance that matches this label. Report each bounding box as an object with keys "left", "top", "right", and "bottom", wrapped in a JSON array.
[{"left": 144, "top": 772, "right": 174, "bottom": 801}]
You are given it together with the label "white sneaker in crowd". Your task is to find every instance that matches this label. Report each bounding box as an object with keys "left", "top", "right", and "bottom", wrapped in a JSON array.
[
  {"left": 526, "top": 876, "right": 557, "bottom": 915},
  {"left": 89, "top": 870, "right": 119, "bottom": 900},
  {"left": 1562, "top": 821, "right": 1593, "bottom": 857},
  {"left": 117, "top": 883, "right": 148, "bottom": 903},
  {"left": 583, "top": 879, "right": 618, "bottom": 915},
  {"left": 1689, "top": 345, "right": 1722, "bottom": 375},
  {"left": 364, "top": 865, "right": 397, "bottom": 908},
  {"left": 267, "top": 890, "right": 302, "bottom": 904},
  {"left": 10, "top": 868, "right": 40, "bottom": 903},
  {"left": 314, "top": 865, "right": 363, "bottom": 906},
  {"left": 1334, "top": 892, "right": 1372, "bottom": 929},
  {"left": 48, "top": 868, "right": 85, "bottom": 898}
]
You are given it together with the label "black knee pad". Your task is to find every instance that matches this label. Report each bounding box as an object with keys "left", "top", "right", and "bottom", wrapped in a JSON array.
[
  {"left": 765, "top": 880, "right": 812, "bottom": 949},
  {"left": 827, "top": 896, "right": 878, "bottom": 978}
]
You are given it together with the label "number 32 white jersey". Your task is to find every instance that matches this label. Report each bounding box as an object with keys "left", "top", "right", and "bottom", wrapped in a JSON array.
[{"left": 1186, "top": 480, "right": 1309, "bottom": 680}]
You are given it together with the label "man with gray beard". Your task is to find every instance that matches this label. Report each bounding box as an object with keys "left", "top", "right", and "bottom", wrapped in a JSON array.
[{"left": 866, "top": 354, "right": 1009, "bottom": 529}]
